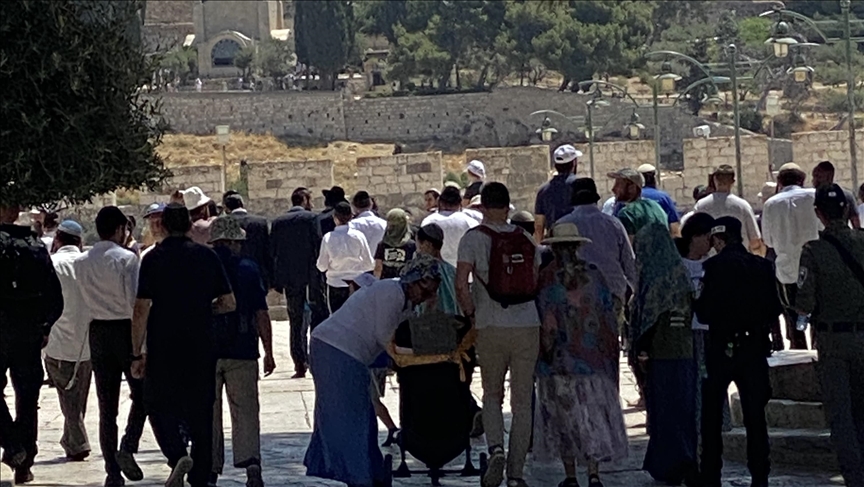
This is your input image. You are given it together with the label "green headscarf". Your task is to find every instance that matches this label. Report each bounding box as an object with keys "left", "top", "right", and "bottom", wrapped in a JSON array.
[{"left": 382, "top": 208, "right": 411, "bottom": 247}]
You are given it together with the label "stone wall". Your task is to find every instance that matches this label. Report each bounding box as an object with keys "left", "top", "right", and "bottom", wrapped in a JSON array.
[
  {"left": 246, "top": 159, "right": 334, "bottom": 214},
  {"left": 791, "top": 130, "right": 864, "bottom": 191},
  {"left": 571, "top": 140, "right": 657, "bottom": 197},
  {"left": 354, "top": 152, "right": 443, "bottom": 218},
  {"left": 138, "top": 164, "right": 223, "bottom": 206},
  {"left": 464, "top": 146, "right": 550, "bottom": 213},
  {"left": 679, "top": 135, "right": 772, "bottom": 208}
]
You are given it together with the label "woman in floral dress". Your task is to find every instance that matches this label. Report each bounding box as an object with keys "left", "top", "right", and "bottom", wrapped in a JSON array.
[{"left": 534, "top": 223, "right": 628, "bottom": 487}]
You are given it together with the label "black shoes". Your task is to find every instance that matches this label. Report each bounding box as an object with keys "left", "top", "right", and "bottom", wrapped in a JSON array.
[
  {"left": 381, "top": 428, "right": 400, "bottom": 447},
  {"left": 116, "top": 449, "right": 143, "bottom": 481}
]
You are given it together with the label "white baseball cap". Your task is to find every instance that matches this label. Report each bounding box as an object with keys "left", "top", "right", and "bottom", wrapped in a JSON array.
[
  {"left": 553, "top": 145, "right": 582, "bottom": 164},
  {"left": 181, "top": 186, "right": 212, "bottom": 211},
  {"left": 466, "top": 160, "right": 486, "bottom": 179},
  {"left": 637, "top": 164, "right": 657, "bottom": 174}
]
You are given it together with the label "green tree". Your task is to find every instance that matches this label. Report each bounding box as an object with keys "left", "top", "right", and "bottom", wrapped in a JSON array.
[
  {"left": 159, "top": 46, "right": 198, "bottom": 85},
  {"left": 252, "top": 37, "right": 294, "bottom": 83},
  {"left": 357, "top": 0, "right": 408, "bottom": 45},
  {"left": 295, "top": 0, "right": 352, "bottom": 90},
  {"left": 0, "top": 0, "right": 169, "bottom": 207},
  {"left": 234, "top": 45, "right": 255, "bottom": 79},
  {"left": 500, "top": 1, "right": 556, "bottom": 85}
]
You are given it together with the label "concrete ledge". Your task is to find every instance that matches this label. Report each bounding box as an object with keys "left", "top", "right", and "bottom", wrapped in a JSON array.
[
  {"left": 723, "top": 427, "right": 837, "bottom": 470},
  {"left": 768, "top": 350, "right": 821, "bottom": 402},
  {"left": 269, "top": 305, "right": 288, "bottom": 322},
  {"left": 731, "top": 393, "right": 826, "bottom": 430}
]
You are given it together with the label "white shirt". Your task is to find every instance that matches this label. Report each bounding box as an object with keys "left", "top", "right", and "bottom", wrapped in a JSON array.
[
  {"left": 75, "top": 240, "right": 139, "bottom": 321},
  {"left": 694, "top": 191, "right": 761, "bottom": 245},
  {"left": 45, "top": 246, "right": 90, "bottom": 362},
  {"left": 421, "top": 210, "right": 479, "bottom": 268},
  {"left": 761, "top": 185, "right": 821, "bottom": 284},
  {"left": 602, "top": 196, "right": 617, "bottom": 216},
  {"left": 682, "top": 257, "right": 709, "bottom": 331},
  {"left": 858, "top": 203, "right": 864, "bottom": 222},
  {"left": 349, "top": 210, "right": 387, "bottom": 253},
  {"left": 311, "top": 279, "right": 413, "bottom": 365},
  {"left": 462, "top": 208, "right": 484, "bottom": 223},
  {"left": 317, "top": 225, "right": 374, "bottom": 287}
]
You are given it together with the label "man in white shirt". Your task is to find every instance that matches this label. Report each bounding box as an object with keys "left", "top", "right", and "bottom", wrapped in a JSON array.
[
  {"left": 318, "top": 202, "right": 374, "bottom": 313},
  {"left": 44, "top": 220, "right": 92, "bottom": 462},
  {"left": 348, "top": 191, "right": 386, "bottom": 252},
  {"left": 762, "top": 165, "right": 820, "bottom": 350},
  {"left": 456, "top": 183, "right": 539, "bottom": 487},
  {"left": 421, "top": 186, "right": 479, "bottom": 267},
  {"left": 694, "top": 165, "right": 763, "bottom": 254},
  {"left": 75, "top": 206, "right": 145, "bottom": 486}
]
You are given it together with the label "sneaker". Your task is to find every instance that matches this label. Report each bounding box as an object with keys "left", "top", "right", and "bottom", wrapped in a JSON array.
[
  {"left": 587, "top": 474, "right": 603, "bottom": 487},
  {"left": 470, "top": 410, "right": 485, "bottom": 438},
  {"left": 506, "top": 479, "right": 529, "bottom": 487},
  {"left": 67, "top": 450, "right": 90, "bottom": 462},
  {"left": 246, "top": 464, "right": 264, "bottom": 487},
  {"left": 104, "top": 473, "right": 125, "bottom": 487},
  {"left": 165, "top": 456, "right": 194, "bottom": 487},
  {"left": 14, "top": 468, "right": 34, "bottom": 484},
  {"left": 482, "top": 448, "right": 505, "bottom": 487},
  {"left": 116, "top": 450, "right": 143, "bottom": 481}
]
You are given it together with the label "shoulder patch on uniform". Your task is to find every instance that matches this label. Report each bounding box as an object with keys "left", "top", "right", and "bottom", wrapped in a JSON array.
[{"left": 797, "top": 266, "right": 808, "bottom": 289}]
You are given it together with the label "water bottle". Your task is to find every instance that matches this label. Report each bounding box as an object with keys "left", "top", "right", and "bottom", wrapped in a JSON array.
[{"left": 795, "top": 314, "right": 809, "bottom": 332}]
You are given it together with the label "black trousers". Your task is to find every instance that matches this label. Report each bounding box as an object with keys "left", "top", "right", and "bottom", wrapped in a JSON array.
[
  {"left": 778, "top": 281, "right": 808, "bottom": 350},
  {"left": 701, "top": 337, "right": 771, "bottom": 485},
  {"left": 0, "top": 328, "right": 43, "bottom": 469},
  {"left": 149, "top": 385, "right": 214, "bottom": 487},
  {"left": 89, "top": 320, "right": 149, "bottom": 476},
  {"left": 327, "top": 285, "right": 350, "bottom": 314},
  {"left": 285, "top": 274, "right": 328, "bottom": 373}
]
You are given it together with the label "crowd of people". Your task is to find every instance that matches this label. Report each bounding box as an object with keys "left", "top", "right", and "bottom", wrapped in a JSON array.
[{"left": 0, "top": 148, "right": 863, "bottom": 487}]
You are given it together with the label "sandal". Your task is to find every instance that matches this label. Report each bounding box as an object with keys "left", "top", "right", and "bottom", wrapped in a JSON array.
[
  {"left": 588, "top": 474, "right": 604, "bottom": 487},
  {"left": 558, "top": 478, "right": 580, "bottom": 487}
]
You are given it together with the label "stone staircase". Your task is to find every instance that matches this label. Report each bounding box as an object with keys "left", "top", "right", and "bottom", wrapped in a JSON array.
[
  {"left": 723, "top": 350, "right": 838, "bottom": 470},
  {"left": 266, "top": 289, "right": 288, "bottom": 321}
]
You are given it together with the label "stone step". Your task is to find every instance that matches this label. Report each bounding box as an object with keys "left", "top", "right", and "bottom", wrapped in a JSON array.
[
  {"left": 767, "top": 350, "right": 821, "bottom": 402},
  {"left": 730, "top": 393, "right": 826, "bottom": 429},
  {"left": 269, "top": 305, "right": 288, "bottom": 321},
  {"left": 722, "top": 427, "right": 837, "bottom": 470}
]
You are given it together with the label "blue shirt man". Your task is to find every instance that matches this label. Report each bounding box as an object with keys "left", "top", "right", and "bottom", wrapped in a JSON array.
[
  {"left": 638, "top": 164, "right": 681, "bottom": 236},
  {"left": 534, "top": 144, "right": 582, "bottom": 241}
]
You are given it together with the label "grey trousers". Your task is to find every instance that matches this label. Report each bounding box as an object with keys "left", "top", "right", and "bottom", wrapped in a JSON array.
[
  {"left": 476, "top": 326, "right": 539, "bottom": 480},
  {"left": 816, "top": 331, "right": 864, "bottom": 487},
  {"left": 44, "top": 356, "right": 92, "bottom": 457},
  {"left": 212, "top": 359, "right": 261, "bottom": 474}
]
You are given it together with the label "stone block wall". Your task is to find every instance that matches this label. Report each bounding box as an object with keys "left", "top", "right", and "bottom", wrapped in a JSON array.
[
  {"left": 680, "top": 135, "right": 771, "bottom": 208},
  {"left": 464, "top": 146, "right": 550, "bottom": 213},
  {"left": 139, "top": 164, "right": 223, "bottom": 205},
  {"left": 355, "top": 152, "right": 443, "bottom": 218},
  {"left": 792, "top": 130, "right": 864, "bottom": 191},
  {"left": 572, "top": 140, "right": 657, "bottom": 198},
  {"left": 246, "top": 159, "right": 334, "bottom": 215}
]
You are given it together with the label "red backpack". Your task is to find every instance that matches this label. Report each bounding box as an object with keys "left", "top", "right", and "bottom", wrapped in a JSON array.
[{"left": 473, "top": 225, "right": 538, "bottom": 307}]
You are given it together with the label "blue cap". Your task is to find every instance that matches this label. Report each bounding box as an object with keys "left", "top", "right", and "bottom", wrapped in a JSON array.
[
  {"left": 57, "top": 220, "right": 83, "bottom": 238},
  {"left": 143, "top": 202, "right": 166, "bottom": 218}
]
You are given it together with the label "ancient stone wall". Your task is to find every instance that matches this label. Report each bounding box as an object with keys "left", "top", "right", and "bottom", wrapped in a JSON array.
[
  {"left": 354, "top": 152, "right": 443, "bottom": 218},
  {"left": 464, "top": 146, "right": 550, "bottom": 213},
  {"left": 679, "top": 135, "right": 772, "bottom": 208},
  {"left": 245, "top": 159, "right": 334, "bottom": 215},
  {"left": 571, "top": 140, "right": 657, "bottom": 197},
  {"left": 138, "top": 165, "right": 223, "bottom": 206},
  {"left": 791, "top": 130, "right": 864, "bottom": 191}
]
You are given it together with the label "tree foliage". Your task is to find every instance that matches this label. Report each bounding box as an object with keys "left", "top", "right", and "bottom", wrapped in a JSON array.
[
  {"left": 0, "top": 0, "right": 169, "bottom": 207},
  {"left": 160, "top": 46, "right": 198, "bottom": 84},
  {"left": 294, "top": 0, "right": 352, "bottom": 90},
  {"left": 252, "top": 37, "right": 295, "bottom": 82}
]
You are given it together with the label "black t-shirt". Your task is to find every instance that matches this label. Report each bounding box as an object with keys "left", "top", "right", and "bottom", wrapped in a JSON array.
[
  {"left": 374, "top": 240, "right": 416, "bottom": 279},
  {"left": 138, "top": 236, "right": 232, "bottom": 407}
]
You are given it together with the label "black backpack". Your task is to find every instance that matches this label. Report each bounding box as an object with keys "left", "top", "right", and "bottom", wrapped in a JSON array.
[{"left": 0, "top": 227, "right": 54, "bottom": 325}]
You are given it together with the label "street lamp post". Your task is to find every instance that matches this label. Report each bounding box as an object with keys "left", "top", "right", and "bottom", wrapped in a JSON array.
[
  {"left": 729, "top": 44, "right": 744, "bottom": 197},
  {"left": 842, "top": 0, "right": 859, "bottom": 190}
]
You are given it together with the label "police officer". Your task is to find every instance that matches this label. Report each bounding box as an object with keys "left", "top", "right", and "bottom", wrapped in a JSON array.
[
  {"left": 0, "top": 204, "right": 64, "bottom": 484},
  {"left": 795, "top": 184, "right": 864, "bottom": 487},
  {"left": 694, "top": 216, "right": 782, "bottom": 487}
]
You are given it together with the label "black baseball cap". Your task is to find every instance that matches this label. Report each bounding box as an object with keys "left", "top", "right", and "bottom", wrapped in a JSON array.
[
  {"left": 815, "top": 183, "right": 847, "bottom": 213},
  {"left": 710, "top": 216, "right": 742, "bottom": 239}
]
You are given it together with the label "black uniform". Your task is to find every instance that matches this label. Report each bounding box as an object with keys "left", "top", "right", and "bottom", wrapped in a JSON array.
[
  {"left": 694, "top": 220, "right": 782, "bottom": 487},
  {"left": 0, "top": 223, "right": 64, "bottom": 475}
]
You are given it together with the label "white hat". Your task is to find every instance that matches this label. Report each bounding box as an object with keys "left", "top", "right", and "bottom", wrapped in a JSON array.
[
  {"left": 553, "top": 145, "right": 582, "bottom": 164},
  {"left": 466, "top": 160, "right": 486, "bottom": 179},
  {"left": 637, "top": 164, "right": 657, "bottom": 174},
  {"left": 469, "top": 195, "right": 482, "bottom": 207},
  {"left": 778, "top": 162, "right": 802, "bottom": 171},
  {"left": 757, "top": 181, "right": 777, "bottom": 199},
  {"left": 541, "top": 223, "right": 592, "bottom": 245},
  {"left": 181, "top": 186, "right": 211, "bottom": 211}
]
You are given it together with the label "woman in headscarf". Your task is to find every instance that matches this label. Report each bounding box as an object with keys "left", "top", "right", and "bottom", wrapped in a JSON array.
[
  {"left": 305, "top": 255, "right": 441, "bottom": 487},
  {"left": 373, "top": 208, "right": 416, "bottom": 279},
  {"left": 631, "top": 222, "right": 699, "bottom": 486},
  {"left": 676, "top": 213, "right": 733, "bottom": 438},
  {"left": 534, "top": 223, "right": 628, "bottom": 487}
]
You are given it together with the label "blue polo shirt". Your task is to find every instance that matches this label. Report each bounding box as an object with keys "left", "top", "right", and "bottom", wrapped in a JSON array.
[
  {"left": 535, "top": 173, "right": 577, "bottom": 229},
  {"left": 641, "top": 186, "right": 680, "bottom": 224}
]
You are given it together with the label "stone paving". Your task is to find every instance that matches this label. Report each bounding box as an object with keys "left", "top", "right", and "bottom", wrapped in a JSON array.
[{"left": 1, "top": 321, "right": 846, "bottom": 487}]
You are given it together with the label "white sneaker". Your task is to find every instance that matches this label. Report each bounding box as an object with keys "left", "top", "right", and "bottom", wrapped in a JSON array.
[
  {"left": 165, "top": 456, "right": 193, "bottom": 487},
  {"left": 482, "top": 448, "right": 505, "bottom": 487}
]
